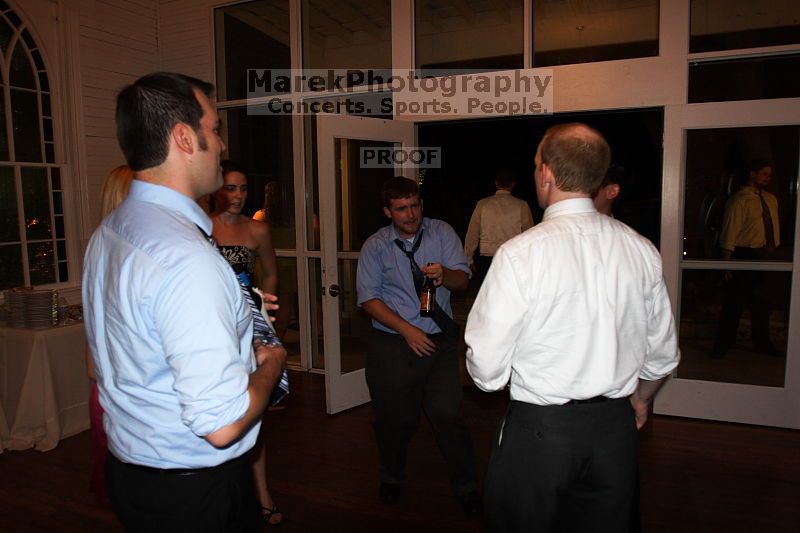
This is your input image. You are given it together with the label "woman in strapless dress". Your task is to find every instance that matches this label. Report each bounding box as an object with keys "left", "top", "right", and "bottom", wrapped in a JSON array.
[{"left": 211, "top": 160, "right": 283, "bottom": 527}]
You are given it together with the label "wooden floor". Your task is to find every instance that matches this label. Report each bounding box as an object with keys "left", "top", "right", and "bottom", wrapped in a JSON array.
[{"left": 1, "top": 371, "right": 799, "bottom": 532}]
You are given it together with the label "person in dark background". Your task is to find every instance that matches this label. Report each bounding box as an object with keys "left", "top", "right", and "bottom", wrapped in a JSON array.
[
  {"left": 593, "top": 164, "right": 629, "bottom": 217},
  {"left": 712, "top": 158, "right": 782, "bottom": 359},
  {"left": 463, "top": 167, "right": 534, "bottom": 286}
]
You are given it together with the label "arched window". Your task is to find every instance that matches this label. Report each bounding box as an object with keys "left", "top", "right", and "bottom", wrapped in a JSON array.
[{"left": 0, "top": 2, "right": 66, "bottom": 289}]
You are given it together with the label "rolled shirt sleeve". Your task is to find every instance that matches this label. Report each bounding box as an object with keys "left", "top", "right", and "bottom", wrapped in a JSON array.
[
  {"left": 641, "top": 276, "right": 681, "bottom": 381},
  {"left": 153, "top": 253, "right": 253, "bottom": 437},
  {"left": 465, "top": 246, "right": 527, "bottom": 391}
]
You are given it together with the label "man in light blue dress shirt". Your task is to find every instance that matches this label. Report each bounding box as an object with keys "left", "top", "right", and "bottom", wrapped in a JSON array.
[
  {"left": 83, "top": 72, "right": 285, "bottom": 532},
  {"left": 356, "top": 177, "right": 481, "bottom": 514}
]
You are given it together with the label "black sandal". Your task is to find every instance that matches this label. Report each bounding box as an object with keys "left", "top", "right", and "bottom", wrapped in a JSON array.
[{"left": 261, "top": 506, "right": 284, "bottom": 527}]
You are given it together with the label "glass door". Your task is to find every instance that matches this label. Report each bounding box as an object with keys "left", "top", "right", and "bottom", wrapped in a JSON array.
[
  {"left": 316, "top": 114, "right": 415, "bottom": 414},
  {"left": 655, "top": 101, "right": 800, "bottom": 428}
]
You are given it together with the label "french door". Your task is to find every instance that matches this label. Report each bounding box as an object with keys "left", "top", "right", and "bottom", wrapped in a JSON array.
[{"left": 316, "top": 114, "right": 415, "bottom": 414}]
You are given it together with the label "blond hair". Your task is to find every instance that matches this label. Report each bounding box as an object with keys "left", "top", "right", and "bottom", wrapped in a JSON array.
[{"left": 100, "top": 165, "right": 134, "bottom": 217}]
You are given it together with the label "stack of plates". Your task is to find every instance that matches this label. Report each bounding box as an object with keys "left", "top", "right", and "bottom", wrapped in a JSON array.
[{"left": 3, "top": 288, "right": 59, "bottom": 328}]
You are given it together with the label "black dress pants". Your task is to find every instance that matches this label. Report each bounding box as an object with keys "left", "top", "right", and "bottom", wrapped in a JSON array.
[
  {"left": 106, "top": 452, "right": 260, "bottom": 533},
  {"left": 485, "top": 399, "right": 639, "bottom": 533},
  {"left": 365, "top": 329, "right": 478, "bottom": 496}
]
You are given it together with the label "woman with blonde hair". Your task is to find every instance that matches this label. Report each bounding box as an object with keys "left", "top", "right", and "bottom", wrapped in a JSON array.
[{"left": 88, "top": 164, "right": 134, "bottom": 505}]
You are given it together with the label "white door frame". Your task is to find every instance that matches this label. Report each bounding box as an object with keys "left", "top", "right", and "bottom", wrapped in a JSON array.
[
  {"left": 316, "top": 113, "right": 416, "bottom": 414},
  {"left": 655, "top": 98, "right": 800, "bottom": 428}
]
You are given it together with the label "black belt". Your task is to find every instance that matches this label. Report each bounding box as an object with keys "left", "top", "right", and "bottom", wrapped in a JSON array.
[
  {"left": 109, "top": 452, "right": 247, "bottom": 477},
  {"left": 565, "top": 396, "right": 613, "bottom": 405}
]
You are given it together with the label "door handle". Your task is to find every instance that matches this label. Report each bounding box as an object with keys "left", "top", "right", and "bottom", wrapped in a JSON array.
[{"left": 328, "top": 284, "right": 340, "bottom": 297}]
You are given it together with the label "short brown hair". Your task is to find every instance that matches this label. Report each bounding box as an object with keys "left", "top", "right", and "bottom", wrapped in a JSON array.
[
  {"left": 540, "top": 123, "right": 610, "bottom": 194},
  {"left": 381, "top": 176, "right": 419, "bottom": 208}
]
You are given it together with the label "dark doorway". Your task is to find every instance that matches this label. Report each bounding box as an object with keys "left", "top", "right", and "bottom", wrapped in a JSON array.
[{"left": 417, "top": 108, "right": 664, "bottom": 249}]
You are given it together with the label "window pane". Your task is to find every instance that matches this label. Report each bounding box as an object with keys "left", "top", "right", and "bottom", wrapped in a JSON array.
[
  {"left": 0, "top": 166, "right": 19, "bottom": 241},
  {"left": 11, "top": 89, "right": 42, "bottom": 162},
  {"left": 57, "top": 260, "right": 68, "bottom": 283},
  {"left": 302, "top": 0, "right": 391, "bottom": 86},
  {"left": 214, "top": 0, "right": 291, "bottom": 102},
  {"left": 308, "top": 257, "right": 324, "bottom": 370},
  {"left": 0, "top": 92, "right": 8, "bottom": 160},
  {"left": 275, "top": 257, "right": 299, "bottom": 366},
  {"left": 690, "top": 0, "right": 800, "bottom": 53},
  {"left": 679, "top": 268, "right": 789, "bottom": 387},
  {"left": 0, "top": 244, "right": 24, "bottom": 289},
  {"left": 688, "top": 54, "right": 800, "bottom": 103},
  {"left": 416, "top": 0, "right": 523, "bottom": 74},
  {"left": 683, "top": 126, "right": 798, "bottom": 261},
  {"left": 41, "top": 92, "right": 51, "bottom": 117},
  {"left": 334, "top": 138, "right": 396, "bottom": 252},
  {"left": 56, "top": 239, "right": 66, "bottom": 260},
  {"left": 0, "top": 17, "right": 12, "bottom": 54},
  {"left": 305, "top": 114, "right": 320, "bottom": 251},
  {"left": 532, "top": 0, "right": 659, "bottom": 67},
  {"left": 27, "top": 240, "right": 55, "bottom": 285},
  {"left": 219, "top": 108, "right": 296, "bottom": 249},
  {"left": 21, "top": 167, "right": 51, "bottom": 240},
  {"left": 9, "top": 41, "right": 35, "bottom": 89},
  {"left": 50, "top": 167, "right": 60, "bottom": 190}
]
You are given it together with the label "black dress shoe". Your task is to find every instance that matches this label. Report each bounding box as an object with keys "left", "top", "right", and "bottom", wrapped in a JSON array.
[
  {"left": 458, "top": 491, "right": 483, "bottom": 515},
  {"left": 379, "top": 483, "right": 402, "bottom": 504}
]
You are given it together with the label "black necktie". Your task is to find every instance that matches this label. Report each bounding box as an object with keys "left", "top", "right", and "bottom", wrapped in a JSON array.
[
  {"left": 758, "top": 191, "right": 776, "bottom": 249},
  {"left": 393, "top": 230, "right": 456, "bottom": 335},
  {"left": 394, "top": 229, "right": 425, "bottom": 294}
]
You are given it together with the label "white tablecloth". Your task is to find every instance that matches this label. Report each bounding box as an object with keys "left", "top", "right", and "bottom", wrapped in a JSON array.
[{"left": 0, "top": 322, "right": 89, "bottom": 452}]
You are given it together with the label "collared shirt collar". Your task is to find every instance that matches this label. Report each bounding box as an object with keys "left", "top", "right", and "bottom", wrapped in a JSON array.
[
  {"left": 129, "top": 179, "right": 213, "bottom": 235},
  {"left": 542, "top": 197, "right": 596, "bottom": 222}
]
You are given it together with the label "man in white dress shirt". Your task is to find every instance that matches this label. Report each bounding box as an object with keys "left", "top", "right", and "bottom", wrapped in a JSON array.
[
  {"left": 463, "top": 168, "right": 534, "bottom": 285},
  {"left": 465, "top": 123, "right": 680, "bottom": 533}
]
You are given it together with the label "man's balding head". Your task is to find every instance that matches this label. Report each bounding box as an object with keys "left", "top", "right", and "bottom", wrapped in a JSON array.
[{"left": 538, "top": 123, "right": 611, "bottom": 194}]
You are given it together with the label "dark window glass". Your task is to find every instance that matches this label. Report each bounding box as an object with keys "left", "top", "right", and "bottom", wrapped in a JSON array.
[
  {"left": 27, "top": 240, "right": 55, "bottom": 285},
  {"left": 53, "top": 191, "right": 62, "bottom": 214},
  {"left": 11, "top": 89, "right": 42, "bottom": 162},
  {"left": 0, "top": 16, "right": 12, "bottom": 54},
  {"left": 219, "top": 108, "right": 295, "bottom": 249},
  {"left": 416, "top": 0, "right": 523, "bottom": 75},
  {"left": 58, "top": 260, "right": 68, "bottom": 283},
  {"left": 683, "top": 126, "right": 798, "bottom": 261},
  {"left": 302, "top": 0, "right": 391, "bottom": 87},
  {"left": 5, "top": 11, "right": 21, "bottom": 29},
  {"left": 38, "top": 72, "right": 49, "bottom": 92},
  {"left": 532, "top": 0, "right": 659, "bottom": 67},
  {"left": 55, "top": 215, "right": 64, "bottom": 239},
  {"left": 0, "top": 244, "right": 24, "bottom": 289},
  {"left": 41, "top": 92, "right": 50, "bottom": 117},
  {"left": 690, "top": 0, "right": 800, "bottom": 53},
  {"left": 0, "top": 96, "right": 8, "bottom": 160},
  {"left": 44, "top": 143, "right": 54, "bottom": 163},
  {"left": 50, "top": 167, "right": 60, "bottom": 189},
  {"left": 21, "top": 167, "right": 51, "bottom": 240},
  {"left": 42, "top": 117, "right": 52, "bottom": 142},
  {"left": 21, "top": 28, "right": 35, "bottom": 50},
  {"left": 10, "top": 42, "right": 35, "bottom": 89},
  {"left": 0, "top": 166, "right": 20, "bottom": 241},
  {"left": 56, "top": 239, "right": 66, "bottom": 260},
  {"left": 678, "top": 268, "right": 789, "bottom": 387},
  {"left": 214, "top": 0, "right": 291, "bottom": 101},
  {"left": 689, "top": 54, "right": 800, "bottom": 103}
]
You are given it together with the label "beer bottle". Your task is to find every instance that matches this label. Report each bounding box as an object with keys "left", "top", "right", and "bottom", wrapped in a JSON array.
[{"left": 420, "top": 264, "right": 436, "bottom": 317}]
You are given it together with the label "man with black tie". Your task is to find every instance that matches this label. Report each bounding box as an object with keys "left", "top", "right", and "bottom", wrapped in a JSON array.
[
  {"left": 713, "top": 158, "right": 781, "bottom": 357},
  {"left": 356, "top": 177, "right": 481, "bottom": 514}
]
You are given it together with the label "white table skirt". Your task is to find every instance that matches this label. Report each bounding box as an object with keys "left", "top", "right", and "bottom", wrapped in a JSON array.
[{"left": 0, "top": 322, "right": 89, "bottom": 452}]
